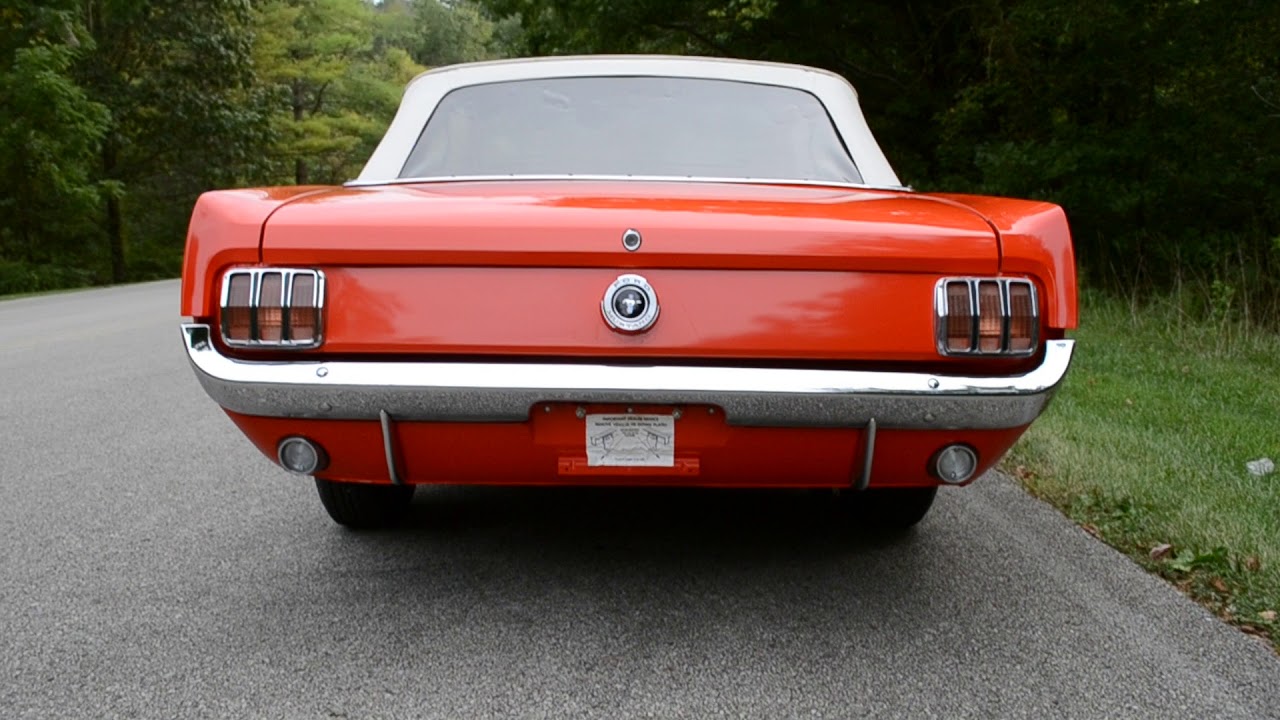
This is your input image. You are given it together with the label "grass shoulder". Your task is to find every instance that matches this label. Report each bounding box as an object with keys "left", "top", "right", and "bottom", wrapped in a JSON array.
[{"left": 1006, "top": 290, "right": 1280, "bottom": 653}]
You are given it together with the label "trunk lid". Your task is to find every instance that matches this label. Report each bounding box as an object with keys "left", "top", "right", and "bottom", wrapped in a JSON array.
[
  {"left": 255, "top": 181, "right": 999, "bottom": 362},
  {"left": 260, "top": 180, "right": 997, "bottom": 272}
]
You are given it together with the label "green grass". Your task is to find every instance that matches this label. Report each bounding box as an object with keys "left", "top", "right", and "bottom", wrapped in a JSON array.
[{"left": 1006, "top": 290, "right": 1280, "bottom": 652}]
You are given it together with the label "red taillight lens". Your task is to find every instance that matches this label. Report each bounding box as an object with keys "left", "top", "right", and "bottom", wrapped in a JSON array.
[
  {"left": 289, "top": 273, "right": 318, "bottom": 343},
  {"left": 978, "top": 281, "right": 1003, "bottom": 352},
  {"left": 1008, "top": 282, "right": 1035, "bottom": 352},
  {"left": 223, "top": 274, "right": 253, "bottom": 342},
  {"left": 257, "top": 272, "right": 284, "bottom": 343},
  {"left": 220, "top": 269, "right": 324, "bottom": 348},
  {"left": 937, "top": 278, "right": 1038, "bottom": 356},
  {"left": 945, "top": 281, "right": 973, "bottom": 352}
]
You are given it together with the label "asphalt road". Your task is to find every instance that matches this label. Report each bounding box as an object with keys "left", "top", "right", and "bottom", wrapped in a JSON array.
[{"left": 2, "top": 280, "right": 1278, "bottom": 719}]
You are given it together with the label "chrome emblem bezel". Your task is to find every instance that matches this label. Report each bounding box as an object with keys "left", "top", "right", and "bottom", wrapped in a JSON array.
[{"left": 601, "top": 274, "right": 659, "bottom": 333}]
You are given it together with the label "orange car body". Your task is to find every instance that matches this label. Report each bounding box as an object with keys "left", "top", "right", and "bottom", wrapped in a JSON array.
[{"left": 180, "top": 57, "right": 1076, "bottom": 520}]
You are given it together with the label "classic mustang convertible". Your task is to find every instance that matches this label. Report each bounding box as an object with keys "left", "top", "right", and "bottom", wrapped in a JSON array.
[{"left": 181, "top": 56, "right": 1076, "bottom": 529}]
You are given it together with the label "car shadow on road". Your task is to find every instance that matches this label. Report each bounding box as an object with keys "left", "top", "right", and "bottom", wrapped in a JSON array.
[
  {"left": 329, "top": 485, "right": 933, "bottom": 565},
  {"left": 273, "top": 484, "right": 978, "bottom": 687}
]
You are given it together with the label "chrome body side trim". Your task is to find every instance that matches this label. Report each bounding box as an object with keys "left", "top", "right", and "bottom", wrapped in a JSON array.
[{"left": 181, "top": 324, "right": 1073, "bottom": 430}]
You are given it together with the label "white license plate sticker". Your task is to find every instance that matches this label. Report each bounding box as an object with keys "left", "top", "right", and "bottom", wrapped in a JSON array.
[{"left": 585, "top": 414, "right": 675, "bottom": 467}]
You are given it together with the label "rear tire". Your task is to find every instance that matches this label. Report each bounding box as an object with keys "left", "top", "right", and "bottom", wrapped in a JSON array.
[
  {"left": 845, "top": 486, "right": 937, "bottom": 529},
  {"left": 314, "top": 478, "right": 414, "bottom": 529}
]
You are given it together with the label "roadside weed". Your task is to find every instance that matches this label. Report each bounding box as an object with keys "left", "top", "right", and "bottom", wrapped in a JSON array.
[{"left": 1007, "top": 290, "right": 1280, "bottom": 651}]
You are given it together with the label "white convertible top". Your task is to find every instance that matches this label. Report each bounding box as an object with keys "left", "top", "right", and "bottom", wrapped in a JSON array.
[{"left": 354, "top": 55, "right": 903, "bottom": 189}]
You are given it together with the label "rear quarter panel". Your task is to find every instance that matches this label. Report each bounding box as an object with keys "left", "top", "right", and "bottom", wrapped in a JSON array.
[
  {"left": 180, "top": 187, "right": 329, "bottom": 318},
  {"left": 933, "top": 194, "right": 1078, "bottom": 330}
]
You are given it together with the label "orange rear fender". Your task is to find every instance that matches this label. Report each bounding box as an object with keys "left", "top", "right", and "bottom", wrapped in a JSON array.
[{"left": 181, "top": 186, "right": 330, "bottom": 318}]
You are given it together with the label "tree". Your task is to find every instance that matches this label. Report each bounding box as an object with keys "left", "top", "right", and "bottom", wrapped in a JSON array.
[
  {"left": 937, "top": 0, "right": 1280, "bottom": 317},
  {"left": 476, "top": 0, "right": 1280, "bottom": 323},
  {"left": 474, "top": 0, "right": 996, "bottom": 183},
  {"left": 0, "top": 2, "right": 109, "bottom": 280},
  {"left": 255, "top": 0, "right": 424, "bottom": 185},
  {"left": 407, "top": 0, "right": 513, "bottom": 67},
  {"left": 77, "top": 0, "right": 269, "bottom": 281}
]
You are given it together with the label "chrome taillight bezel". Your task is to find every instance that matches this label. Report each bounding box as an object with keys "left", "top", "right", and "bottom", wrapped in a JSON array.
[
  {"left": 220, "top": 268, "right": 326, "bottom": 349},
  {"left": 934, "top": 277, "right": 1039, "bottom": 357}
]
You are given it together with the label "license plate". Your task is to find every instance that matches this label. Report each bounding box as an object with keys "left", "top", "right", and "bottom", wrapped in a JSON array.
[{"left": 585, "top": 413, "right": 675, "bottom": 467}]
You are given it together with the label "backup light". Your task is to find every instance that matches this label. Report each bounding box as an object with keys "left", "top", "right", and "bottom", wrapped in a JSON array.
[
  {"left": 278, "top": 436, "right": 327, "bottom": 475},
  {"left": 936, "top": 278, "right": 1039, "bottom": 356},
  {"left": 220, "top": 269, "right": 325, "bottom": 348},
  {"left": 934, "top": 444, "right": 978, "bottom": 484}
]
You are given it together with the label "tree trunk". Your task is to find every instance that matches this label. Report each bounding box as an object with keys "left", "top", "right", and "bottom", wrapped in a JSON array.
[
  {"left": 104, "top": 139, "right": 126, "bottom": 283},
  {"left": 292, "top": 80, "right": 308, "bottom": 185},
  {"left": 107, "top": 195, "right": 125, "bottom": 283}
]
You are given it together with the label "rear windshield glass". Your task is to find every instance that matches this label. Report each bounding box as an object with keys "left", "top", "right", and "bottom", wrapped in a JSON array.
[{"left": 399, "top": 76, "right": 863, "bottom": 183}]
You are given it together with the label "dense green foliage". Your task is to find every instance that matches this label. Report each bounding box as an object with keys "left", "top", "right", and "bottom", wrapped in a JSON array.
[
  {"left": 482, "top": 0, "right": 1280, "bottom": 325},
  {"left": 0, "top": 0, "right": 1277, "bottom": 325},
  {"left": 82, "top": 0, "right": 270, "bottom": 281},
  {"left": 0, "top": 0, "right": 506, "bottom": 292},
  {"left": 0, "top": 2, "right": 109, "bottom": 289}
]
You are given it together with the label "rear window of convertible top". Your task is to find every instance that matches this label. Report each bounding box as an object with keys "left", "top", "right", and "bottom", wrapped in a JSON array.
[{"left": 398, "top": 76, "right": 863, "bottom": 184}]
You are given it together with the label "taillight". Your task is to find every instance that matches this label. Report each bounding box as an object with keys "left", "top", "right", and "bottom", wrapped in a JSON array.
[
  {"left": 1007, "top": 282, "right": 1035, "bottom": 352},
  {"left": 977, "top": 281, "right": 1002, "bottom": 352},
  {"left": 257, "top": 272, "right": 284, "bottom": 343},
  {"left": 220, "top": 269, "right": 325, "bottom": 348},
  {"left": 945, "top": 281, "right": 973, "bottom": 352},
  {"left": 936, "top": 278, "right": 1038, "bottom": 356},
  {"left": 289, "top": 273, "right": 319, "bottom": 343},
  {"left": 223, "top": 273, "right": 253, "bottom": 343}
]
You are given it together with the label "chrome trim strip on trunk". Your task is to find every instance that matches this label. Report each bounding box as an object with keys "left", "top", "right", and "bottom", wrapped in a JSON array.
[
  {"left": 342, "top": 174, "right": 912, "bottom": 192},
  {"left": 181, "top": 324, "right": 1073, "bottom": 430}
]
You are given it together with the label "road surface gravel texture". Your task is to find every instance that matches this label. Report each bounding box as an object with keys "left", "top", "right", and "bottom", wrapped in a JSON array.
[{"left": 1, "top": 281, "right": 1277, "bottom": 719}]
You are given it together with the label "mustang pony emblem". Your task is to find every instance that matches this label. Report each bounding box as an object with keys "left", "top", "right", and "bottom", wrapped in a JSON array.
[
  {"left": 614, "top": 288, "right": 647, "bottom": 319},
  {"left": 601, "top": 274, "right": 659, "bottom": 333}
]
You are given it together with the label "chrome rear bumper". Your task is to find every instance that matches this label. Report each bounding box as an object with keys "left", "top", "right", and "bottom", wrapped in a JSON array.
[{"left": 181, "top": 324, "right": 1073, "bottom": 430}]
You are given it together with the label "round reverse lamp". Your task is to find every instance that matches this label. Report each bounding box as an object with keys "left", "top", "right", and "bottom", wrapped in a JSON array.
[
  {"left": 934, "top": 444, "right": 978, "bottom": 484},
  {"left": 277, "top": 436, "right": 327, "bottom": 475}
]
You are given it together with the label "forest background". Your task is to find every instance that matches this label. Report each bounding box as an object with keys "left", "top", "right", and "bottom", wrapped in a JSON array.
[{"left": 1, "top": 0, "right": 1277, "bottom": 328}]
